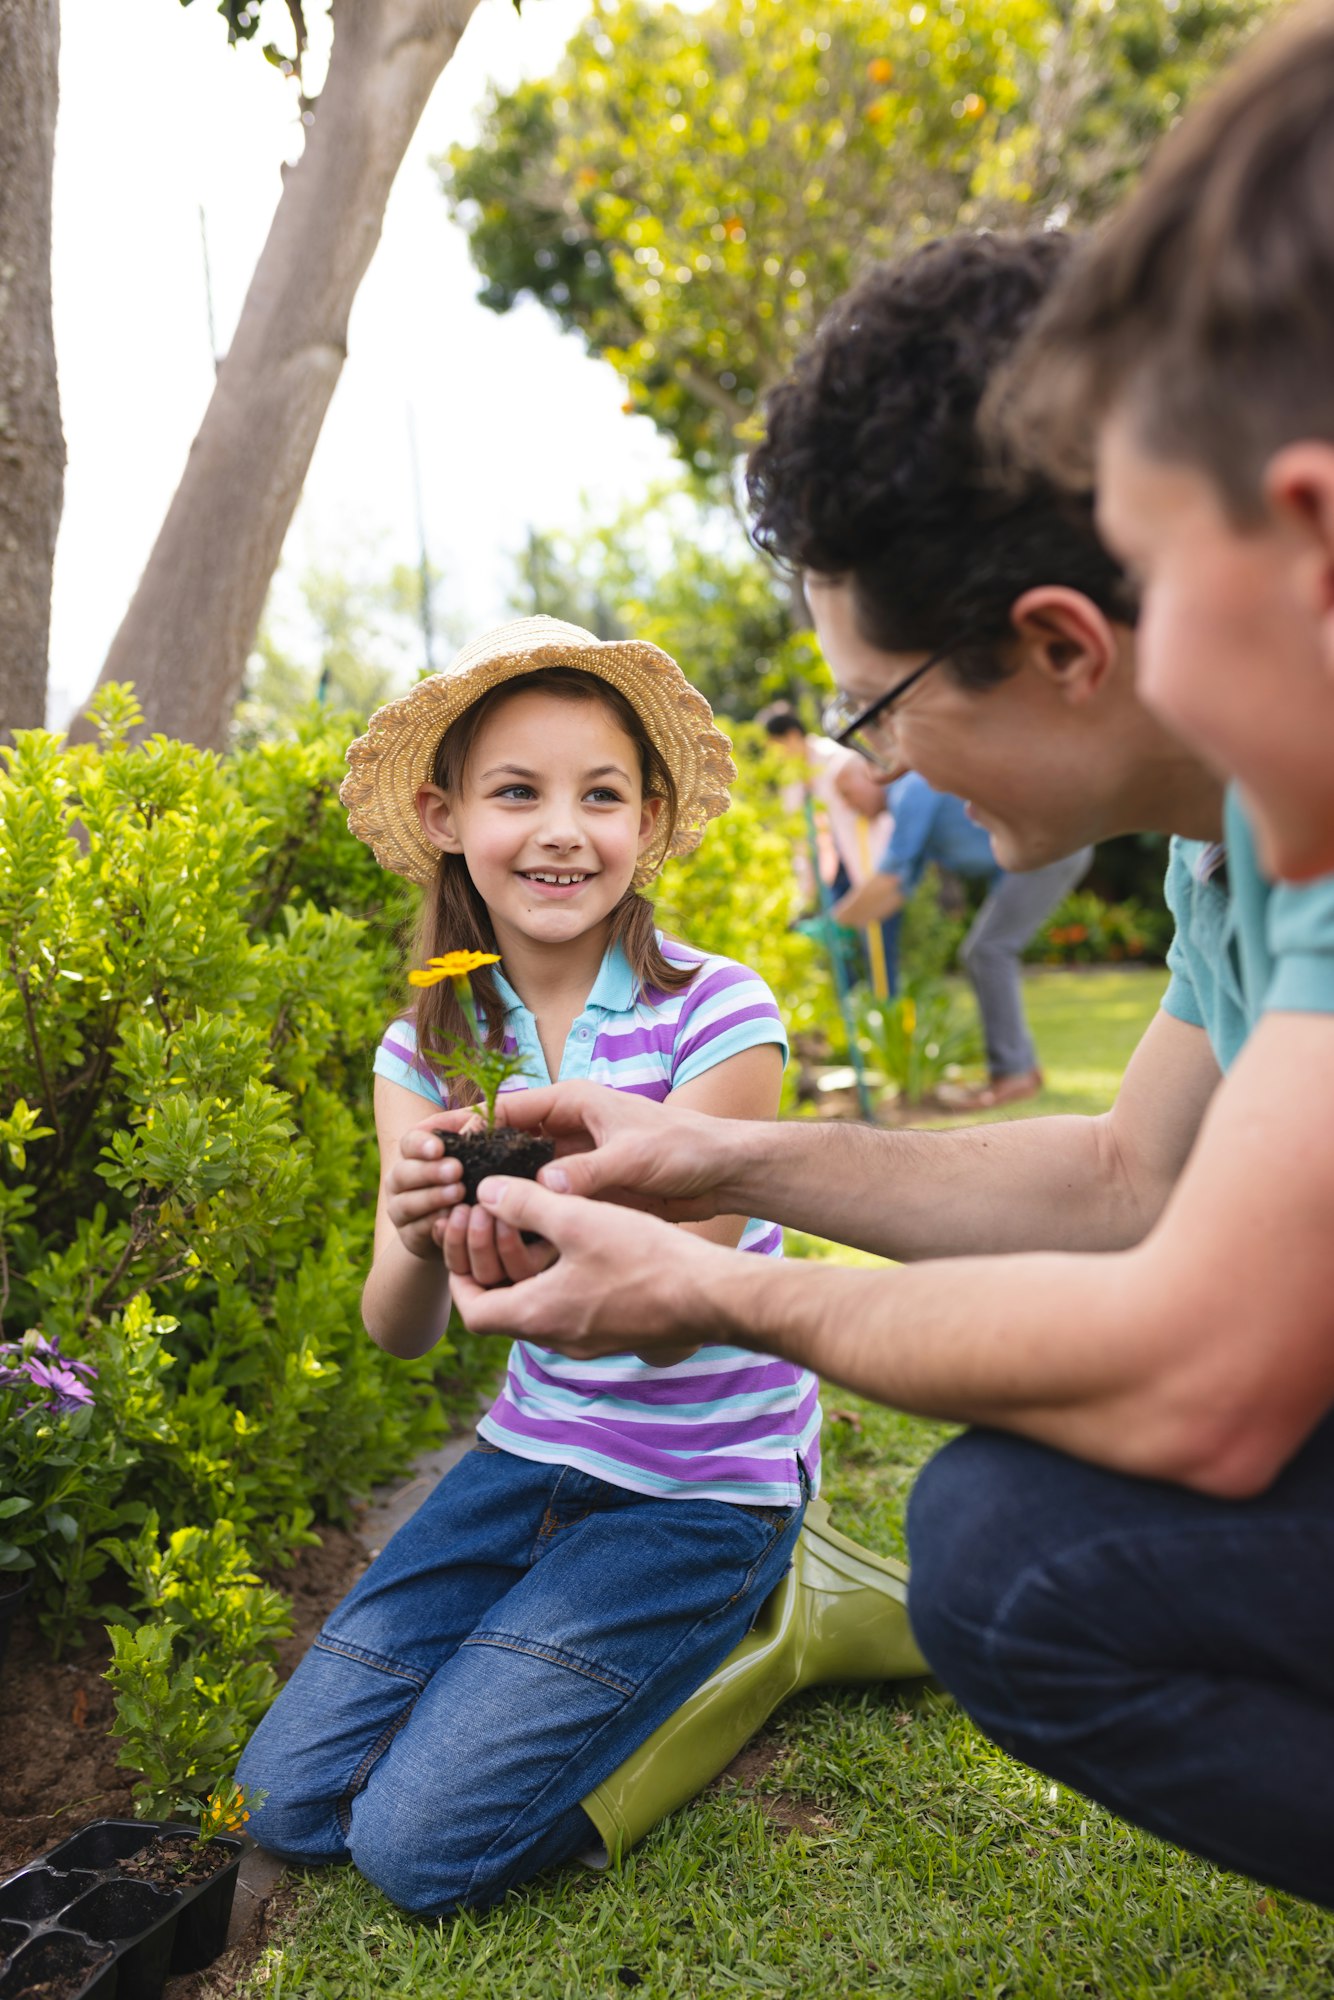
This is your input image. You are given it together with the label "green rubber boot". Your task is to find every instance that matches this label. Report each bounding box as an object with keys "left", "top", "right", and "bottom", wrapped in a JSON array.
[{"left": 580, "top": 1500, "right": 927, "bottom": 1862}]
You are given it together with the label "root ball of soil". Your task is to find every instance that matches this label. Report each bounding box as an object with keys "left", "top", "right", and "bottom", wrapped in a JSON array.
[{"left": 439, "top": 1129, "right": 555, "bottom": 1206}]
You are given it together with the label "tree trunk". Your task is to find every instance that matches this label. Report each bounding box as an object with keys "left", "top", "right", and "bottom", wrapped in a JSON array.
[
  {"left": 0, "top": 0, "right": 64, "bottom": 738},
  {"left": 77, "top": 0, "right": 485, "bottom": 749}
]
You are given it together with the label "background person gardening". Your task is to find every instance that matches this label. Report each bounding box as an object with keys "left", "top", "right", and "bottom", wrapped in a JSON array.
[
  {"left": 236, "top": 616, "right": 920, "bottom": 1916},
  {"left": 755, "top": 700, "right": 894, "bottom": 997},
  {"left": 832, "top": 769, "right": 1092, "bottom": 1107},
  {"left": 433, "top": 205, "right": 1334, "bottom": 1910}
]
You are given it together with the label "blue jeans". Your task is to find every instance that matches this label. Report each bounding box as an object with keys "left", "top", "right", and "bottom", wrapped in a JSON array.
[
  {"left": 238, "top": 1443, "right": 805, "bottom": 1915},
  {"left": 906, "top": 1419, "right": 1334, "bottom": 1907}
]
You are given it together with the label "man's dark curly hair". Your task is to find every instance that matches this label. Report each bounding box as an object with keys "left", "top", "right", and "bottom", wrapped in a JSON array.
[{"left": 746, "top": 232, "right": 1138, "bottom": 690}]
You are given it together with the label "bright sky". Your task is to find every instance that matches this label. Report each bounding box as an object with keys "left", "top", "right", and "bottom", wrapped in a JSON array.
[{"left": 48, "top": 0, "right": 677, "bottom": 726}]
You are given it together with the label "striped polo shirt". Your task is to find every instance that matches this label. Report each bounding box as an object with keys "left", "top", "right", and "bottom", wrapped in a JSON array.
[{"left": 374, "top": 934, "right": 821, "bottom": 1507}]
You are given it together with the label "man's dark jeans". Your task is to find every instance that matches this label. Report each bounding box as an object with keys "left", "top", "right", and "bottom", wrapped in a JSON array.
[{"left": 906, "top": 1416, "right": 1334, "bottom": 1908}]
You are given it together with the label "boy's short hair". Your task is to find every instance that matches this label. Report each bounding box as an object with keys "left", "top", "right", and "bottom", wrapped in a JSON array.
[
  {"left": 1006, "top": 0, "right": 1334, "bottom": 518},
  {"left": 746, "top": 232, "right": 1136, "bottom": 691}
]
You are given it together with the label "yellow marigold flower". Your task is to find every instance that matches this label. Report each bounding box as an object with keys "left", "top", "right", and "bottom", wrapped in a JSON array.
[{"left": 408, "top": 950, "right": 502, "bottom": 988}]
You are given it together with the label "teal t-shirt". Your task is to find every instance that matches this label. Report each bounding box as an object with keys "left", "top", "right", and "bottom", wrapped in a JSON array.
[{"left": 1162, "top": 789, "right": 1334, "bottom": 1071}]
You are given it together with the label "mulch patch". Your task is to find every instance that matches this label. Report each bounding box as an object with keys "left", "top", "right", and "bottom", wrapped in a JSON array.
[
  {"left": 719, "top": 1734, "right": 840, "bottom": 1840},
  {"left": 0, "top": 1526, "right": 367, "bottom": 1878}
]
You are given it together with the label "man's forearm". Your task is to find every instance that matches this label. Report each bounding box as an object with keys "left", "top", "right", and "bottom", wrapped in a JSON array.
[
  {"left": 717, "top": 1112, "right": 1146, "bottom": 1259},
  {"left": 701, "top": 1237, "right": 1214, "bottom": 1486}
]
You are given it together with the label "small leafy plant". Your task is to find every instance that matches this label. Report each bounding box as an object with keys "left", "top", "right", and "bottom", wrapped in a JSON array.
[
  {"left": 856, "top": 979, "right": 980, "bottom": 1107},
  {"left": 409, "top": 950, "right": 531, "bottom": 1125}
]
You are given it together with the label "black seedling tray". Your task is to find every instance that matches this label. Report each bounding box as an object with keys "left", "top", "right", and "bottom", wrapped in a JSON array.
[{"left": 0, "top": 1819, "right": 243, "bottom": 2000}]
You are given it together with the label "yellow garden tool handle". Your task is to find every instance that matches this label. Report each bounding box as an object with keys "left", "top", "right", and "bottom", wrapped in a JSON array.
[{"left": 853, "top": 818, "right": 889, "bottom": 1001}]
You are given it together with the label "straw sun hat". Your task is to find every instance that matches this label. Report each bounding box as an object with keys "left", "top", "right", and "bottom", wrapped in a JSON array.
[{"left": 341, "top": 615, "right": 736, "bottom": 889}]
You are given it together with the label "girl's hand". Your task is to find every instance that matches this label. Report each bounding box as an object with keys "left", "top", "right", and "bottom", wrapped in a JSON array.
[
  {"left": 385, "top": 1112, "right": 479, "bottom": 1260},
  {"left": 440, "top": 1199, "right": 559, "bottom": 1289}
]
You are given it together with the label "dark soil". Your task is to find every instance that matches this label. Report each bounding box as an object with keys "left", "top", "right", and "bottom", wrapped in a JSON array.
[
  {"left": 0, "top": 1527, "right": 367, "bottom": 1877},
  {"left": 3, "top": 1935, "right": 113, "bottom": 1999},
  {"left": 116, "top": 1834, "right": 230, "bottom": 1893},
  {"left": 438, "top": 1128, "right": 554, "bottom": 1205}
]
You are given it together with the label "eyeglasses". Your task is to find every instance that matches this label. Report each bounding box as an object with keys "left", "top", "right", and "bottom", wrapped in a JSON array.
[{"left": 821, "top": 637, "right": 969, "bottom": 772}]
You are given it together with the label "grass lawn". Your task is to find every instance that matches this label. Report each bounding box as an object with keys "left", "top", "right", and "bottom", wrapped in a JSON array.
[
  {"left": 225, "top": 968, "right": 1334, "bottom": 1999},
  {"left": 912, "top": 964, "right": 1174, "bottom": 1125}
]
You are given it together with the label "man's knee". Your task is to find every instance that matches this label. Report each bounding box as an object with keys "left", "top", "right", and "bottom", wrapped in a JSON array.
[
  {"left": 959, "top": 931, "right": 1010, "bottom": 976},
  {"left": 908, "top": 1430, "right": 1160, "bottom": 1759},
  {"left": 907, "top": 1431, "right": 1095, "bottom": 1716},
  {"left": 907, "top": 1431, "right": 1023, "bottom": 1692}
]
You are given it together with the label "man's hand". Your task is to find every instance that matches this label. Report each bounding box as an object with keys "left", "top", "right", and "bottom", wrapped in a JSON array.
[
  {"left": 447, "top": 1175, "right": 730, "bottom": 1357},
  {"left": 832, "top": 871, "right": 904, "bottom": 928},
  {"left": 478, "top": 1081, "right": 748, "bottom": 1219}
]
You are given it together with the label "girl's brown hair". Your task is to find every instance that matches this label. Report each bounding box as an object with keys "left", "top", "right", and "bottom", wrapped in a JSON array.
[{"left": 408, "top": 667, "right": 696, "bottom": 1100}]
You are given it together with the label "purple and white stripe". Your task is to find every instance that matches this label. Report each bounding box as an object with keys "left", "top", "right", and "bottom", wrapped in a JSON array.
[{"left": 374, "top": 934, "right": 819, "bottom": 1506}]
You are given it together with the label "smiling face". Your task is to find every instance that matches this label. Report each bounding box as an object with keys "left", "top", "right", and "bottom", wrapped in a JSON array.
[
  {"left": 805, "top": 575, "right": 1162, "bottom": 871},
  {"left": 415, "top": 687, "right": 663, "bottom": 959},
  {"left": 1096, "top": 414, "right": 1334, "bottom": 882}
]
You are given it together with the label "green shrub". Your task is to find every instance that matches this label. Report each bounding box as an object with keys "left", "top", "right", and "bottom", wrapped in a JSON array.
[
  {"left": 653, "top": 723, "right": 836, "bottom": 1041},
  {"left": 0, "top": 689, "right": 460, "bottom": 1802},
  {"left": 897, "top": 866, "right": 969, "bottom": 985},
  {"left": 1026, "top": 889, "right": 1173, "bottom": 966}
]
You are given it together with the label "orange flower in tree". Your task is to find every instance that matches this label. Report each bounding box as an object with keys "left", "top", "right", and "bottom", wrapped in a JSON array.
[{"left": 866, "top": 56, "right": 894, "bottom": 84}]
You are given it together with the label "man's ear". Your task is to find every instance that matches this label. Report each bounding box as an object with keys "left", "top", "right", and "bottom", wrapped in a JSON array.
[
  {"left": 1009, "top": 586, "right": 1119, "bottom": 705},
  {"left": 638, "top": 793, "right": 665, "bottom": 853},
  {"left": 1264, "top": 443, "right": 1334, "bottom": 682},
  {"left": 417, "top": 783, "right": 464, "bottom": 854}
]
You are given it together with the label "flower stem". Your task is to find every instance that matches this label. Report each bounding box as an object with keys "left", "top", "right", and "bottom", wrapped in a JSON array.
[{"left": 450, "top": 976, "right": 482, "bottom": 1047}]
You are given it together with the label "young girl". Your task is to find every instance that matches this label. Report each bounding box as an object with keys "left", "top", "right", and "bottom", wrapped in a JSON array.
[{"left": 237, "top": 617, "right": 820, "bottom": 1915}]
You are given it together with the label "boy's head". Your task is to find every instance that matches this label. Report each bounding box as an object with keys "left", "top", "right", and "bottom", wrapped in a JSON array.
[
  {"left": 1010, "top": 0, "right": 1334, "bottom": 880},
  {"left": 746, "top": 233, "right": 1215, "bottom": 870},
  {"left": 755, "top": 702, "right": 808, "bottom": 758}
]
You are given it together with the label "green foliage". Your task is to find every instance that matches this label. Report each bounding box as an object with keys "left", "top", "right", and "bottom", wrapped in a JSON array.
[
  {"left": 0, "top": 689, "right": 458, "bottom": 1802},
  {"left": 1027, "top": 888, "right": 1174, "bottom": 966},
  {"left": 509, "top": 486, "right": 826, "bottom": 718},
  {"left": 102, "top": 1514, "right": 290, "bottom": 1811},
  {"left": 0, "top": 1357, "right": 140, "bottom": 1656},
  {"left": 855, "top": 980, "right": 980, "bottom": 1106},
  {"left": 104, "top": 1616, "right": 278, "bottom": 1821},
  {"left": 653, "top": 726, "right": 835, "bottom": 1041},
  {"left": 848, "top": 869, "right": 977, "bottom": 1104},
  {"left": 444, "top": 0, "right": 1275, "bottom": 484},
  {"left": 896, "top": 866, "right": 969, "bottom": 986},
  {"left": 237, "top": 557, "right": 458, "bottom": 743}
]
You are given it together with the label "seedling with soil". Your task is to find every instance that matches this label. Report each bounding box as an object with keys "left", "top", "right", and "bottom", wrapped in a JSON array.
[{"left": 408, "top": 952, "right": 553, "bottom": 1199}]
